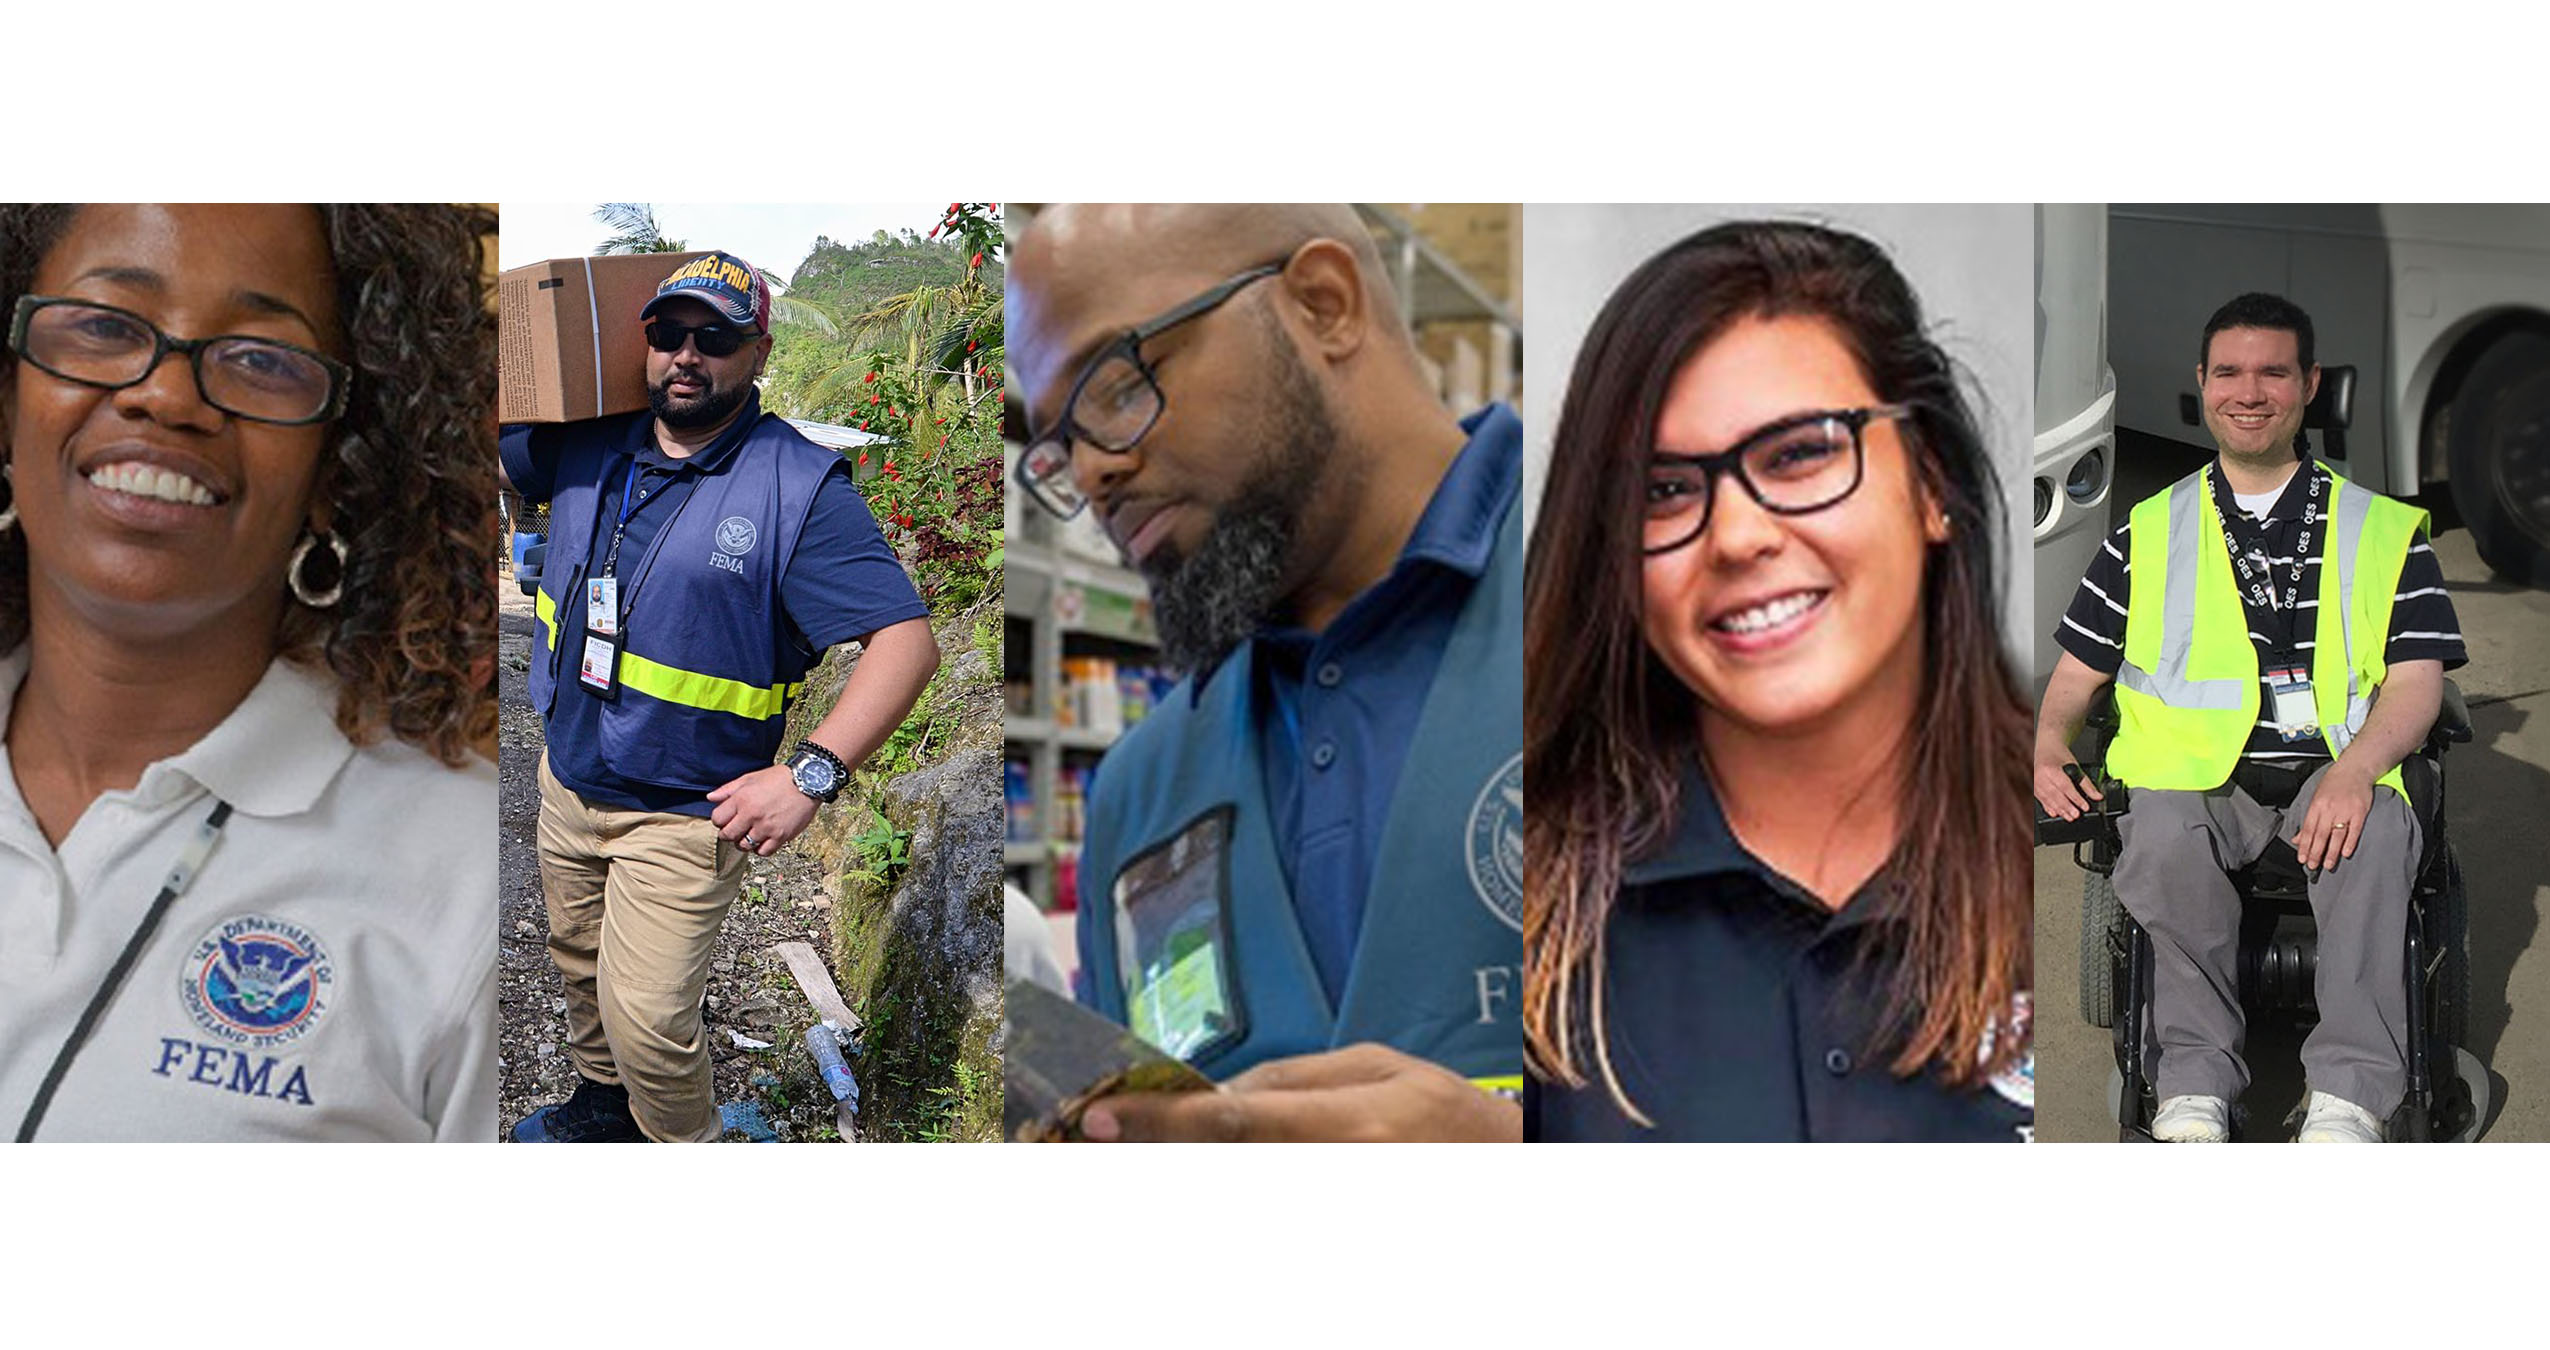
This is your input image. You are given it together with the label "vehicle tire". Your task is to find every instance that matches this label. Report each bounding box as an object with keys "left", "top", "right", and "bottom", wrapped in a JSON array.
[
  {"left": 2436, "top": 849, "right": 2470, "bottom": 1049},
  {"left": 2446, "top": 328, "right": 2550, "bottom": 589},
  {"left": 2080, "top": 872, "right": 2123, "bottom": 1028}
]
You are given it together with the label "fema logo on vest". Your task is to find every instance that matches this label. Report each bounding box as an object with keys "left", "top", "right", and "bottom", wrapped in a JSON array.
[
  {"left": 1466, "top": 753, "right": 1524, "bottom": 932},
  {"left": 710, "top": 515, "right": 757, "bottom": 576},
  {"left": 179, "top": 914, "right": 335, "bottom": 1050}
]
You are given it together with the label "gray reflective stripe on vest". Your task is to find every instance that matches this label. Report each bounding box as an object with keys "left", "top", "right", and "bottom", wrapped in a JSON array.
[
  {"left": 2325, "top": 480, "right": 2374, "bottom": 755},
  {"left": 2117, "top": 473, "right": 2248, "bottom": 711}
]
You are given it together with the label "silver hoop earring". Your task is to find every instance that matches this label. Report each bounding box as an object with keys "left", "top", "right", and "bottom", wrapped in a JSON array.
[{"left": 288, "top": 529, "right": 348, "bottom": 609}]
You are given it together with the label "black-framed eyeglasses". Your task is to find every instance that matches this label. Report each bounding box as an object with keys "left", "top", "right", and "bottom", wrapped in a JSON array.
[
  {"left": 644, "top": 318, "right": 758, "bottom": 358},
  {"left": 6, "top": 295, "right": 351, "bottom": 426},
  {"left": 1642, "top": 404, "right": 1913, "bottom": 555},
  {"left": 1013, "top": 260, "right": 1289, "bottom": 519}
]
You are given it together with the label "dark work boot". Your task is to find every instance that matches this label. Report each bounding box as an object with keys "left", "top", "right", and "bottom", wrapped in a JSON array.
[{"left": 510, "top": 1078, "right": 643, "bottom": 1142}]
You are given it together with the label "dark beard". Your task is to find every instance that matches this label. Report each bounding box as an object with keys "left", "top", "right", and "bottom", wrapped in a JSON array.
[
  {"left": 649, "top": 372, "right": 754, "bottom": 429},
  {"left": 1142, "top": 346, "right": 1341, "bottom": 674}
]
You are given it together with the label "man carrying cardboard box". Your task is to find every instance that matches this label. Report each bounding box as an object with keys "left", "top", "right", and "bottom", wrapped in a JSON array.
[{"left": 500, "top": 250, "right": 939, "bottom": 1142}]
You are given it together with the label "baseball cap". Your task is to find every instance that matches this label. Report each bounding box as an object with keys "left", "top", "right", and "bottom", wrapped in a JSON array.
[{"left": 640, "top": 250, "right": 772, "bottom": 331}]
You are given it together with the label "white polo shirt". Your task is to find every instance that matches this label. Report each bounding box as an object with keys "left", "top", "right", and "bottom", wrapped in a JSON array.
[{"left": 0, "top": 648, "right": 496, "bottom": 1142}]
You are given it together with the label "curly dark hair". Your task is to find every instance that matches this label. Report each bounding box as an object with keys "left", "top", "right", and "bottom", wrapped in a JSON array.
[{"left": 0, "top": 204, "right": 496, "bottom": 766}]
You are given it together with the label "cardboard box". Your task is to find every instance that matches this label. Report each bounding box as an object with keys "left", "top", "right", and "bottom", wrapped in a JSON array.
[{"left": 498, "top": 251, "right": 710, "bottom": 423}]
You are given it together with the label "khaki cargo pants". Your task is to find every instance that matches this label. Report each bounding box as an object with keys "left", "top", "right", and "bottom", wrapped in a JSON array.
[{"left": 537, "top": 754, "right": 747, "bottom": 1142}]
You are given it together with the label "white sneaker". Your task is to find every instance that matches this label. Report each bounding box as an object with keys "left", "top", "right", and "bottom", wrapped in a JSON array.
[
  {"left": 2296, "top": 1091, "right": 2384, "bottom": 1143},
  {"left": 2152, "top": 1094, "right": 2230, "bottom": 1142}
]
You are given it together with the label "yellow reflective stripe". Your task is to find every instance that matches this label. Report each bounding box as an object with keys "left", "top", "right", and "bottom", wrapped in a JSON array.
[
  {"left": 1470, "top": 1074, "right": 1524, "bottom": 1096},
  {"left": 618, "top": 651, "right": 803, "bottom": 720},
  {"left": 534, "top": 586, "right": 556, "bottom": 647}
]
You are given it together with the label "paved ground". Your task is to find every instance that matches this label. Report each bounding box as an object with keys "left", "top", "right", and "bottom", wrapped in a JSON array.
[{"left": 2035, "top": 435, "right": 2550, "bottom": 1142}]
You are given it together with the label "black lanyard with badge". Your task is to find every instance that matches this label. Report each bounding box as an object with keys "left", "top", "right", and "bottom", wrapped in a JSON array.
[
  {"left": 579, "top": 455, "right": 696, "bottom": 701},
  {"left": 2211, "top": 460, "right": 2328, "bottom": 743}
]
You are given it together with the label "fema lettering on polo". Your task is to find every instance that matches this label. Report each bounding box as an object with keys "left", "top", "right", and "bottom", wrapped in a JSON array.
[{"left": 154, "top": 1038, "right": 316, "bottom": 1107}]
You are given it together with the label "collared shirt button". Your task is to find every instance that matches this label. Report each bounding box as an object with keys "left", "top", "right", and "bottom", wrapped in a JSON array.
[
  {"left": 1315, "top": 662, "right": 1343, "bottom": 688},
  {"left": 1311, "top": 740, "right": 1338, "bottom": 770},
  {"left": 1823, "top": 1047, "right": 1852, "bottom": 1076}
]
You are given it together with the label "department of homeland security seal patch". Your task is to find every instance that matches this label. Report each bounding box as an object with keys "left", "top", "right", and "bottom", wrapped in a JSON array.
[
  {"left": 180, "top": 915, "right": 334, "bottom": 1050},
  {"left": 1466, "top": 753, "right": 1525, "bottom": 933},
  {"left": 715, "top": 516, "right": 758, "bottom": 556},
  {"left": 1983, "top": 992, "right": 2034, "bottom": 1110}
]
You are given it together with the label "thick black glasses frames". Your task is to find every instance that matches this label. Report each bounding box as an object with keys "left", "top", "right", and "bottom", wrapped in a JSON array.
[{"left": 1642, "top": 403, "right": 1914, "bottom": 555}]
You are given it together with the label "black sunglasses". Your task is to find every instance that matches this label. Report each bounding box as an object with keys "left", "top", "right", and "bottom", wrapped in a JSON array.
[
  {"left": 645, "top": 318, "right": 757, "bottom": 358},
  {"left": 7, "top": 295, "right": 350, "bottom": 426},
  {"left": 1013, "top": 260, "right": 1290, "bottom": 519}
]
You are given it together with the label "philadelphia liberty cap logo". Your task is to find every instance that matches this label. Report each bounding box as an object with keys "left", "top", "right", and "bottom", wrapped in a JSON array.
[
  {"left": 180, "top": 915, "right": 335, "bottom": 1050},
  {"left": 715, "top": 516, "right": 758, "bottom": 556},
  {"left": 1466, "top": 753, "right": 1524, "bottom": 932}
]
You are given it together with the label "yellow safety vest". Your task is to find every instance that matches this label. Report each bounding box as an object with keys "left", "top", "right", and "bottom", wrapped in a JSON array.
[{"left": 2108, "top": 463, "right": 2424, "bottom": 796}]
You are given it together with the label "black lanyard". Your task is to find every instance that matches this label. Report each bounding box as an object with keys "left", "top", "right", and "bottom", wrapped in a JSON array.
[
  {"left": 2209, "top": 459, "right": 2326, "bottom": 662},
  {"left": 17, "top": 799, "right": 234, "bottom": 1142}
]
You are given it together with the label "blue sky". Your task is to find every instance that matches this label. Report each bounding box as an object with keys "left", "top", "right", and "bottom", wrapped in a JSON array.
[{"left": 497, "top": 203, "right": 947, "bottom": 287}]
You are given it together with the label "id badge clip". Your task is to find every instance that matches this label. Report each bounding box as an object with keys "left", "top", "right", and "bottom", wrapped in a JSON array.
[
  {"left": 2267, "top": 665, "right": 2317, "bottom": 742},
  {"left": 586, "top": 575, "right": 620, "bottom": 637}
]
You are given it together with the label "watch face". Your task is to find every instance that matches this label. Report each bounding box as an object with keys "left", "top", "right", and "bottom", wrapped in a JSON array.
[{"left": 794, "top": 755, "right": 837, "bottom": 796}]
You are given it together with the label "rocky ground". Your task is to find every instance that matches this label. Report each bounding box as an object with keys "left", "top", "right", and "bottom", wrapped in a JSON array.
[{"left": 494, "top": 573, "right": 858, "bottom": 1142}]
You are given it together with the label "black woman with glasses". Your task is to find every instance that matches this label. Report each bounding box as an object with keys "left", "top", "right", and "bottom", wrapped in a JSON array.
[
  {"left": 1009, "top": 203, "right": 1523, "bottom": 1142},
  {"left": 1524, "top": 219, "right": 2035, "bottom": 1141},
  {"left": 0, "top": 204, "right": 498, "bottom": 1140},
  {"left": 499, "top": 248, "right": 936, "bottom": 1144}
]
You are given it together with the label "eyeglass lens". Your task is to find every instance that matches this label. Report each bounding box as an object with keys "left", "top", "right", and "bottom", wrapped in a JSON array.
[{"left": 20, "top": 301, "right": 338, "bottom": 424}]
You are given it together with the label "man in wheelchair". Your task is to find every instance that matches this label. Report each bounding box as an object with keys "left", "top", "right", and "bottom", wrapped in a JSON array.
[{"left": 2033, "top": 293, "right": 2468, "bottom": 1142}]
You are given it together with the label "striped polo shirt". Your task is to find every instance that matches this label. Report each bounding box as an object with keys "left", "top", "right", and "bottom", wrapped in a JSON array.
[{"left": 2055, "top": 457, "right": 2466, "bottom": 763}]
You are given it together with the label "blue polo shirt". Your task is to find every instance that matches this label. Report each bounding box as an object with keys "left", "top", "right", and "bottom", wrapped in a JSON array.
[
  {"left": 1527, "top": 763, "right": 2035, "bottom": 1142},
  {"left": 1205, "top": 403, "right": 1518, "bottom": 1003},
  {"left": 500, "top": 399, "right": 927, "bottom": 816}
]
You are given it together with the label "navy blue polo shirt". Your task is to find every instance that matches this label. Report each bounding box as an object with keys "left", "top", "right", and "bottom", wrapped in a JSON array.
[
  {"left": 500, "top": 399, "right": 927, "bottom": 816},
  {"left": 1527, "top": 765, "right": 2035, "bottom": 1142},
  {"left": 1196, "top": 403, "right": 1517, "bottom": 1004}
]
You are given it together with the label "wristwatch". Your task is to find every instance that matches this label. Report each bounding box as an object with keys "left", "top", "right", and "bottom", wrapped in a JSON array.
[{"left": 786, "top": 741, "right": 851, "bottom": 803}]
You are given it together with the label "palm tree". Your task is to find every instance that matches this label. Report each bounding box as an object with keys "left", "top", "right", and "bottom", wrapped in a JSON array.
[{"left": 592, "top": 203, "right": 687, "bottom": 255}]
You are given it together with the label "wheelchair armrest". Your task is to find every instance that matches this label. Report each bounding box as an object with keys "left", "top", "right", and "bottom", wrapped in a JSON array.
[
  {"left": 2034, "top": 780, "right": 2131, "bottom": 848},
  {"left": 2435, "top": 677, "right": 2473, "bottom": 747}
]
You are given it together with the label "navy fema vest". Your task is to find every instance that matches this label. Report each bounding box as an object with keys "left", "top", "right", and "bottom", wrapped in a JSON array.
[
  {"left": 1074, "top": 489, "right": 1525, "bottom": 1088},
  {"left": 529, "top": 410, "right": 839, "bottom": 791}
]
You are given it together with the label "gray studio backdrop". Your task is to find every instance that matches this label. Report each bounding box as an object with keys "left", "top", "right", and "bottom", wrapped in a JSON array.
[{"left": 1521, "top": 204, "right": 2035, "bottom": 662}]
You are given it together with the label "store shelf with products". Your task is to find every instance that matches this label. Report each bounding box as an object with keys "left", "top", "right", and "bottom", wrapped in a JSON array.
[
  {"left": 1357, "top": 204, "right": 1523, "bottom": 415},
  {"left": 1003, "top": 441, "right": 1168, "bottom": 911}
]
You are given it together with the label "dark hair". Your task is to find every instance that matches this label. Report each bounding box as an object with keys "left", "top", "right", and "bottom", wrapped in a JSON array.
[
  {"left": 2200, "top": 290, "right": 2316, "bottom": 373},
  {"left": 1522, "top": 219, "right": 2032, "bottom": 1116},
  {"left": 0, "top": 204, "right": 497, "bottom": 766}
]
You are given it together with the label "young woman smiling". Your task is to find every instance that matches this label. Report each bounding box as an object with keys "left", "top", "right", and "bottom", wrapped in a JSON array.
[{"left": 1524, "top": 219, "right": 2034, "bottom": 1141}]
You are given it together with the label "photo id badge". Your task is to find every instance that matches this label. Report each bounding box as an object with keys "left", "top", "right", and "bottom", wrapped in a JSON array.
[
  {"left": 1111, "top": 806, "right": 1245, "bottom": 1064},
  {"left": 2267, "top": 665, "right": 2317, "bottom": 741},
  {"left": 579, "top": 631, "right": 621, "bottom": 698},
  {"left": 586, "top": 575, "right": 619, "bottom": 637}
]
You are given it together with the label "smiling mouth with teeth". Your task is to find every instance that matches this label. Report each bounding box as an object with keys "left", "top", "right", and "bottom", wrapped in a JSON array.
[
  {"left": 1713, "top": 590, "right": 1827, "bottom": 635},
  {"left": 87, "top": 462, "right": 220, "bottom": 507}
]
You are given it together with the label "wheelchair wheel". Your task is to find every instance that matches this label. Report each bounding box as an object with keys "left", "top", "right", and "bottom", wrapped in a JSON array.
[
  {"left": 2447, "top": 1045, "right": 2492, "bottom": 1143},
  {"left": 2080, "top": 872, "right": 2124, "bottom": 1028}
]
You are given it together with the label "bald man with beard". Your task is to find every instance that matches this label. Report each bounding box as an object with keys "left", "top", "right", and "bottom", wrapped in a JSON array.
[{"left": 1010, "top": 204, "right": 1523, "bottom": 1141}]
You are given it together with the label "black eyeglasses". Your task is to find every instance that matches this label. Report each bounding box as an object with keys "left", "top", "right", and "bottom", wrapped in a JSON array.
[
  {"left": 7, "top": 296, "right": 350, "bottom": 426},
  {"left": 644, "top": 318, "right": 757, "bottom": 358},
  {"left": 1014, "top": 260, "right": 1289, "bottom": 518},
  {"left": 1642, "top": 404, "right": 1913, "bottom": 555}
]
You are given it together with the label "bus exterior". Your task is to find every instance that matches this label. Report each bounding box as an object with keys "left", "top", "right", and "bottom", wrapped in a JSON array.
[
  {"left": 2032, "top": 203, "right": 2116, "bottom": 686},
  {"left": 2109, "top": 204, "right": 2550, "bottom": 588}
]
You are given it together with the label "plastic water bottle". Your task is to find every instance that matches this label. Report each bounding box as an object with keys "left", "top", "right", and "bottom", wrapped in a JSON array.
[{"left": 805, "top": 1021, "right": 859, "bottom": 1109}]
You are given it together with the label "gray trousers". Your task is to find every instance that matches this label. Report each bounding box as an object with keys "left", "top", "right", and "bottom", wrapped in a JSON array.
[{"left": 2114, "top": 764, "right": 2422, "bottom": 1117}]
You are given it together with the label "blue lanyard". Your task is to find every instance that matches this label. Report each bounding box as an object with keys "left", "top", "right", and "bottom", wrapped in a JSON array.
[{"left": 600, "top": 462, "right": 643, "bottom": 579}]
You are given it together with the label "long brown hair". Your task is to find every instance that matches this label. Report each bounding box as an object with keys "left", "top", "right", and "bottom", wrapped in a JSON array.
[{"left": 1523, "top": 220, "right": 2031, "bottom": 1117}]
